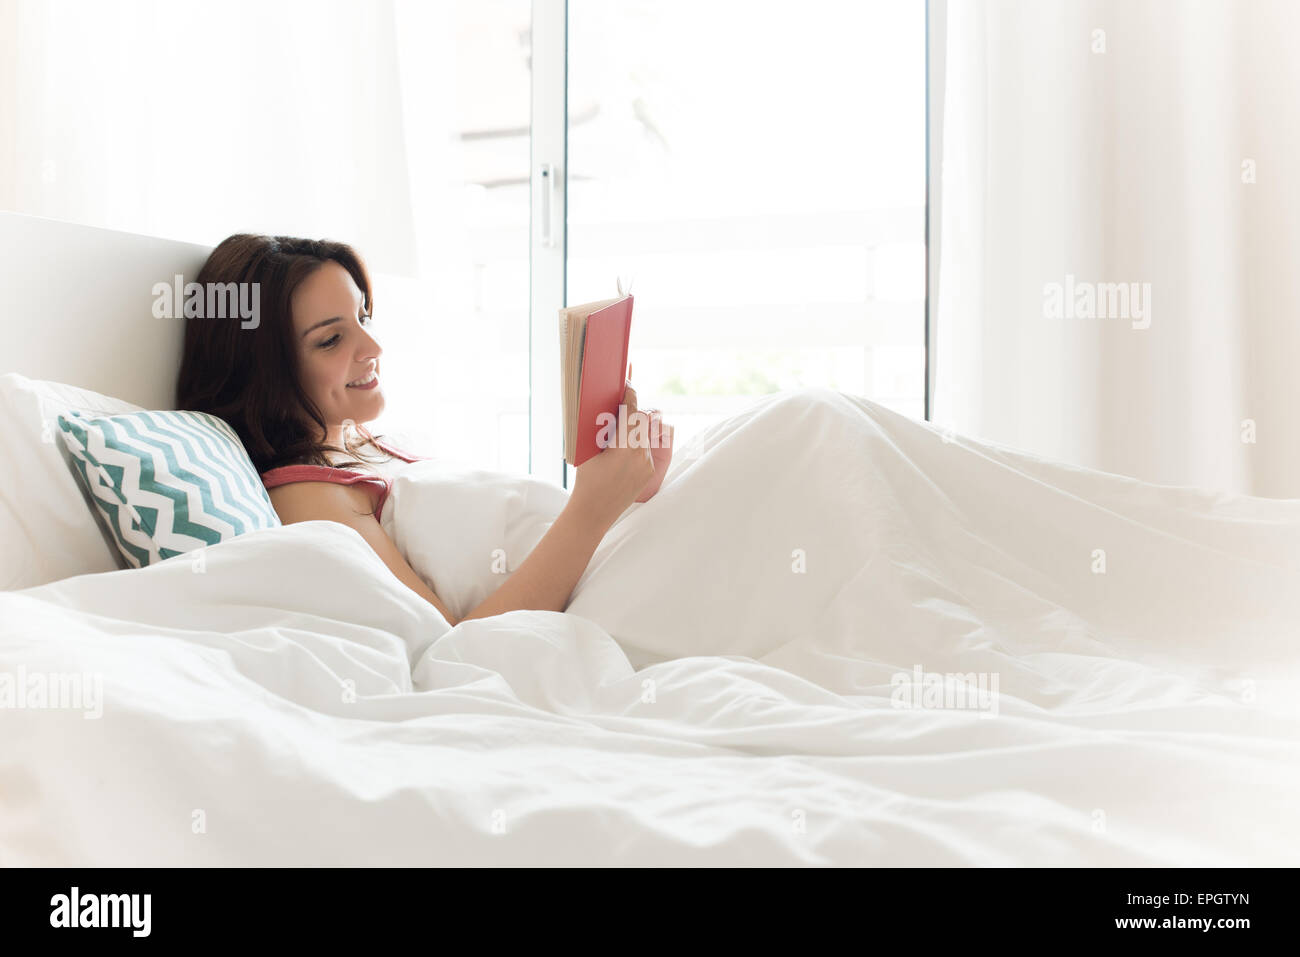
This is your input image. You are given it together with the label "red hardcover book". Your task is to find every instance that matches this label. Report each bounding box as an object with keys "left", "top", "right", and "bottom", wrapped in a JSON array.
[{"left": 559, "top": 293, "right": 633, "bottom": 466}]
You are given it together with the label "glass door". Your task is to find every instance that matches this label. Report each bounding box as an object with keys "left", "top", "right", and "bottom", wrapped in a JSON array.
[{"left": 564, "top": 0, "right": 927, "bottom": 470}]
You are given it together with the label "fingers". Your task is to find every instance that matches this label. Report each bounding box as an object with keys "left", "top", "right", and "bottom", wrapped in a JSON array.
[
  {"left": 648, "top": 410, "right": 672, "bottom": 448},
  {"left": 617, "top": 386, "right": 672, "bottom": 454},
  {"left": 630, "top": 408, "right": 672, "bottom": 456},
  {"left": 647, "top": 409, "right": 662, "bottom": 448}
]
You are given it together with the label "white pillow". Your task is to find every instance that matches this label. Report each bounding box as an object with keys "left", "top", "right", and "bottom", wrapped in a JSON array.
[
  {"left": 380, "top": 461, "right": 571, "bottom": 622},
  {"left": 0, "top": 373, "right": 144, "bottom": 589}
]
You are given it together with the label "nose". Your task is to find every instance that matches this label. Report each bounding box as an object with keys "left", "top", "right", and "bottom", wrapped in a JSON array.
[{"left": 358, "top": 324, "right": 382, "bottom": 359}]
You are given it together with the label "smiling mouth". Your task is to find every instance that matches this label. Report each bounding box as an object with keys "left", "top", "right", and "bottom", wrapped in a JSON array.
[{"left": 346, "top": 369, "right": 379, "bottom": 389}]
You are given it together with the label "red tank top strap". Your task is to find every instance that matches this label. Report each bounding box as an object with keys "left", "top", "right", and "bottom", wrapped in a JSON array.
[
  {"left": 260, "top": 464, "right": 395, "bottom": 522},
  {"left": 261, "top": 436, "right": 426, "bottom": 522}
]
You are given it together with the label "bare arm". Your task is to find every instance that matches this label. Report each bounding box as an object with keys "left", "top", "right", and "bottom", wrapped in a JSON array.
[
  {"left": 269, "top": 386, "right": 656, "bottom": 625},
  {"left": 271, "top": 477, "right": 639, "bottom": 626},
  {"left": 461, "top": 499, "right": 619, "bottom": 621}
]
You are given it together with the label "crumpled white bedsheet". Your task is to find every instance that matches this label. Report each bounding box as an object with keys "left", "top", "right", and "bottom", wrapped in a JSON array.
[{"left": 2, "top": 388, "right": 1297, "bottom": 865}]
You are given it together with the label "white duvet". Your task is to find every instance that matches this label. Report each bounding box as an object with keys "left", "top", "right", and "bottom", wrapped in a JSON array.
[{"left": 2, "top": 388, "right": 1298, "bottom": 865}]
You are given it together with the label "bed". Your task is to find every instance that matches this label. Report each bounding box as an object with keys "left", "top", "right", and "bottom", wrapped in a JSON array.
[{"left": 2, "top": 210, "right": 1298, "bottom": 866}]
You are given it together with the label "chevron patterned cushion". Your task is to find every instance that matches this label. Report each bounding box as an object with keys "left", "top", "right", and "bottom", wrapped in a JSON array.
[{"left": 55, "top": 409, "right": 281, "bottom": 569}]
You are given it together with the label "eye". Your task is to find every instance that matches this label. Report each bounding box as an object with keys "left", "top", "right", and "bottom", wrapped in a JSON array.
[{"left": 317, "top": 314, "right": 370, "bottom": 349}]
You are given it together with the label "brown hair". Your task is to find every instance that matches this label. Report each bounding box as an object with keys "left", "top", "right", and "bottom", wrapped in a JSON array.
[{"left": 175, "top": 234, "right": 391, "bottom": 481}]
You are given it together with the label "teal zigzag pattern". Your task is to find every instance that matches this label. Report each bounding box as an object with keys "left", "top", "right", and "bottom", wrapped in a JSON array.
[{"left": 57, "top": 409, "right": 280, "bottom": 569}]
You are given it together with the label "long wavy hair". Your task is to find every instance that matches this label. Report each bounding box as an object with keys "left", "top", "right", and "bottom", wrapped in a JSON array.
[{"left": 175, "top": 233, "right": 393, "bottom": 476}]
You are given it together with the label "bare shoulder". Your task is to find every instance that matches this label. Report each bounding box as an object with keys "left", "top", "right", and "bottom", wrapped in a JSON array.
[{"left": 268, "top": 480, "right": 377, "bottom": 526}]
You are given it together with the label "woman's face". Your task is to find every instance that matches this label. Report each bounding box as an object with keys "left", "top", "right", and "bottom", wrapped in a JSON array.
[{"left": 290, "top": 260, "right": 384, "bottom": 437}]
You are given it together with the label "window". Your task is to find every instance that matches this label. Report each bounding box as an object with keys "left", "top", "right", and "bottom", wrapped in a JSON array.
[{"left": 1, "top": 0, "right": 925, "bottom": 475}]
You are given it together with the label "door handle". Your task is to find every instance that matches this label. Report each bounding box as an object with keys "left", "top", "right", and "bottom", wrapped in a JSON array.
[{"left": 539, "top": 162, "right": 560, "bottom": 248}]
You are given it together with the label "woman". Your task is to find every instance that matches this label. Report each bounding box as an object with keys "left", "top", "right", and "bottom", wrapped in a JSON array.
[{"left": 176, "top": 234, "right": 672, "bottom": 627}]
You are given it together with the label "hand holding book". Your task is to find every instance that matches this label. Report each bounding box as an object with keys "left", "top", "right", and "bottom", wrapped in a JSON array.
[
  {"left": 560, "top": 293, "right": 674, "bottom": 511},
  {"left": 569, "top": 381, "right": 656, "bottom": 527}
]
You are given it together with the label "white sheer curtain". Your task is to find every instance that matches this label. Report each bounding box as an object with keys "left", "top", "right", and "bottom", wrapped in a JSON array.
[
  {"left": 932, "top": 0, "right": 1300, "bottom": 498},
  {"left": 0, "top": 0, "right": 427, "bottom": 274}
]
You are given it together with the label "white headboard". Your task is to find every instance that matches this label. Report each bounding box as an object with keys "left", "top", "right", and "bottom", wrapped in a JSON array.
[{"left": 1, "top": 211, "right": 212, "bottom": 410}]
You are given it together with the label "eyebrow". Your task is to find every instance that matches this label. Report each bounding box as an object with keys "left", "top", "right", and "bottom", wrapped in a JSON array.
[{"left": 301, "top": 316, "right": 343, "bottom": 339}]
